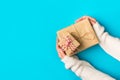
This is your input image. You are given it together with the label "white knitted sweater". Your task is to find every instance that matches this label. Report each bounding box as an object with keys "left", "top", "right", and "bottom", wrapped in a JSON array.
[{"left": 61, "top": 22, "right": 119, "bottom": 80}]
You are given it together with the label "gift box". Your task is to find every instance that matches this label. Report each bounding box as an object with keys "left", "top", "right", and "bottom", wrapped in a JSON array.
[
  {"left": 57, "top": 18, "right": 99, "bottom": 56},
  {"left": 58, "top": 32, "right": 80, "bottom": 56}
]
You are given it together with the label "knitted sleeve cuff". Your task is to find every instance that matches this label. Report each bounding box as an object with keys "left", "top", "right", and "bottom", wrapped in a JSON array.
[{"left": 61, "top": 55, "right": 79, "bottom": 69}]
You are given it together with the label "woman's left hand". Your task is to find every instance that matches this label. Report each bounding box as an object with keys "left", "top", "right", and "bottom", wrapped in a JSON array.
[{"left": 56, "top": 38, "right": 66, "bottom": 59}]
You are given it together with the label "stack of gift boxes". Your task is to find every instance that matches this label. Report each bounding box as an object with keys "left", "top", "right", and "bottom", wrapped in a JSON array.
[{"left": 57, "top": 18, "right": 99, "bottom": 56}]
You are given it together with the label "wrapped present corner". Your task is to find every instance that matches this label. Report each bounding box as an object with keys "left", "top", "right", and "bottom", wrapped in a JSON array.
[
  {"left": 58, "top": 32, "right": 80, "bottom": 56},
  {"left": 57, "top": 18, "right": 99, "bottom": 56}
]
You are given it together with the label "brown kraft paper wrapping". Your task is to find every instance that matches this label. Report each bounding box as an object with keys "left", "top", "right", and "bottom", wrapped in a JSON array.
[{"left": 57, "top": 18, "right": 99, "bottom": 56}]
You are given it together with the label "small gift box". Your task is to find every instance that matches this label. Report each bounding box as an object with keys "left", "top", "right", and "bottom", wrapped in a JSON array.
[
  {"left": 57, "top": 18, "right": 99, "bottom": 56},
  {"left": 58, "top": 32, "right": 80, "bottom": 56}
]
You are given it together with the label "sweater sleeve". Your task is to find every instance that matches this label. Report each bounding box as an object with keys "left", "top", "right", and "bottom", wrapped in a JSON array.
[
  {"left": 93, "top": 22, "right": 120, "bottom": 61},
  {"left": 62, "top": 56, "right": 115, "bottom": 80}
]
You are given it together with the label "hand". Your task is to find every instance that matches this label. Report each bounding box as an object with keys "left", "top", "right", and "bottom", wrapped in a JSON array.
[
  {"left": 76, "top": 16, "right": 96, "bottom": 25},
  {"left": 56, "top": 38, "right": 66, "bottom": 59}
]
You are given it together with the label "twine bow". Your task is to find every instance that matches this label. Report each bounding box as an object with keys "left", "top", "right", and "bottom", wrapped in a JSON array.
[{"left": 61, "top": 35, "right": 76, "bottom": 52}]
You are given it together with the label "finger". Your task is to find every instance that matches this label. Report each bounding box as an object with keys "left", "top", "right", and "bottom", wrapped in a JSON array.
[
  {"left": 76, "top": 17, "right": 86, "bottom": 23},
  {"left": 76, "top": 16, "right": 90, "bottom": 23},
  {"left": 58, "top": 52, "right": 63, "bottom": 58},
  {"left": 87, "top": 16, "right": 96, "bottom": 23},
  {"left": 57, "top": 46, "right": 66, "bottom": 58},
  {"left": 89, "top": 19, "right": 96, "bottom": 23},
  {"left": 82, "top": 16, "right": 96, "bottom": 22},
  {"left": 90, "top": 20, "right": 96, "bottom": 24},
  {"left": 82, "top": 16, "right": 96, "bottom": 25},
  {"left": 76, "top": 16, "right": 87, "bottom": 23},
  {"left": 87, "top": 16, "right": 96, "bottom": 21},
  {"left": 88, "top": 18, "right": 96, "bottom": 25},
  {"left": 60, "top": 50, "right": 66, "bottom": 57},
  {"left": 58, "top": 49, "right": 65, "bottom": 59},
  {"left": 56, "top": 44, "right": 61, "bottom": 51}
]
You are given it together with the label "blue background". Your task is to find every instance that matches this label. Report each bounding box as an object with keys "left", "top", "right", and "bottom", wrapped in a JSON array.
[{"left": 0, "top": 0, "right": 120, "bottom": 80}]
